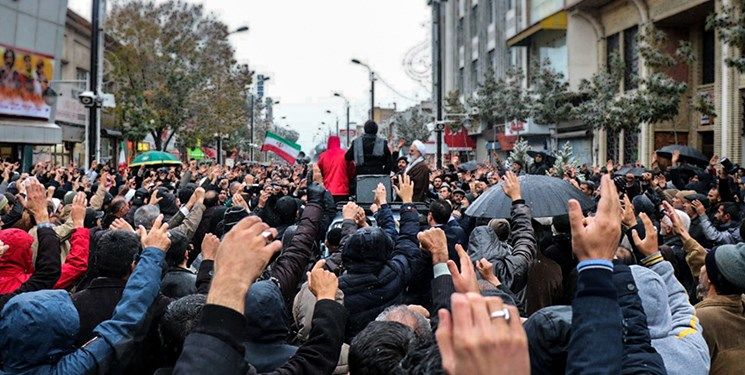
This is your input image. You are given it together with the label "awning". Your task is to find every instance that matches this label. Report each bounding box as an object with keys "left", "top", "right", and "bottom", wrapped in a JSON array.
[
  {"left": 60, "top": 123, "right": 85, "bottom": 142},
  {"left": 507, "top": 11, "right": 567, "bottom": 47},
  {"left": 102, "top": 128, "right": 122, "bottom": 137},
  {"left": 0, "top": 119, "right": 62, "bottom": 145}
]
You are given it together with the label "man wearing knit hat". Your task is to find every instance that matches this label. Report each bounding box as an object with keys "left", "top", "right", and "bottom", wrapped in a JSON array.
[{"left": 695, "top": 239, "right": 745, "bottom": 374}]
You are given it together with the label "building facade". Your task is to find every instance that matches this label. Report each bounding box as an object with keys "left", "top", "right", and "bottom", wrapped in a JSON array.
[
  {"left": 0, "top": 0, "right": 67, "bottom": 169},
  {"left": 437, "top": 0, "right": 744, "bottom": 166}
]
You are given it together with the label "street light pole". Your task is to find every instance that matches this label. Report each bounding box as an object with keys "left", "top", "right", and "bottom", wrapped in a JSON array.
[
  {"left": 87, "top": 0, "right": 105, "bottom": 168},
  {"left": 333, "top": 92, "right": 351, "bottom": 147},
  {"left": 351, "top": 59, "right": 375, "bottom": 121},
  {"left": 431, "top": 0, "right": 444, "bottom": 169}
]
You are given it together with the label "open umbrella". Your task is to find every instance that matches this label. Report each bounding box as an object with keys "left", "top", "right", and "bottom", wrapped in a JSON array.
[
  {"left": 527, "top": 150, "right": 557, "bottom": 166},
  {"left": 614, "top": 166, "right": 647, "bottom": 177},
  {"left": 458, "top": 161, "right": 478, "bottom": 172},
  {"left": 465, "top": 175, "right": 596, "bottom": 219},
  {"left": 656, "top": 145, "right": 708, "bottom": 167},
  {"left": 129, "top": 150, "right": 182, "bottom": 167}
]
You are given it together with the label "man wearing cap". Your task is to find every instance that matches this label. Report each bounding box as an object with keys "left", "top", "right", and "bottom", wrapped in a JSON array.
[
  {"left": 679, "top": 191, "right": 714, "bottom": 249},
  {"left": 405, "top": 140, "right": 430, "bottom": 202},
  {"left": 345, "top": 120, "right": 393, "bottom": 176},
  {"left": 695, "top": 239, "right": 745, "bottom": 374}
]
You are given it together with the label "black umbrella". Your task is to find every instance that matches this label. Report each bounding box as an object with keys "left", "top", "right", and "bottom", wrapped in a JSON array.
[
  {"left": 656, "top": 145, "right": 708, "bottom": 167},
  {"left": 465, "top": 175, "right": 596, "bottom": 219},
  {"left": 614, "top": 166, "right": 646, "bottom": 177},
  {"left": 458, "top": 161, "right": 478, "bottom": 172},
  {"left": 527, "top": 150, "right": 557, "bottom": 166}
]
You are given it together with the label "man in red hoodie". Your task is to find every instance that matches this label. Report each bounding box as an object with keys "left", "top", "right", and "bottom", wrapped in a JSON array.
[{"left": 317, "top": 136, "right": 354, "bottom": 202}]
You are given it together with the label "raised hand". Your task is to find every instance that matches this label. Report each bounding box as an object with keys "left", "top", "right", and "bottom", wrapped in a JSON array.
[
  {"left": 394, "top": 173, "right": 414, "bottom": 203},
  {"left": 0, "top": 239, "right": 8, "bottom": 258},
  {"left": 207, "top": 216, "right": 281, "bottom": 314},
  {"left": 502, "top": 171, "right": 521, "bottom": 201},
  {"left": 373, "top": 183, "right": 387, "bottom": 206},
  {"left": 307, "top": 259, "right": 339, "bottom": 301},
  {"left": 631, "top": 213, "right": 659, "bottom": 257},
  {"left": 436, "top": 293, "right": 528, "bottom": 375},
  {"left": 692, "top": 200, "right": 706, "bottom": 216},
  {"left": 476, "top": 258, "right": 501, "bottom": 287},
  {"left": 201, "top": 233, "right": 220, "bottom": 261},
  {"left": 111, "top": 218, "right": 135, "bottom": 232},
  {"left": 417, "top": 227, "right": 449, "bottom": 264},
  {"left": 25, "top": 180, "right": 49, "bottom": 224},
  {"left": 232, "top": 193, "right": 249, "bottom": 210},
  {"left": 138, "top": 214, "right": 171, "bottom": 251},
  {"left": 342, "top": 202, "right": 359, "bottom": 221},
  {"left": 149, "top": 190, "right": 162, "bottom": 206},
  {"left": 621, "top": 194, "right": 636, "bottom": 227},
  {"left": 568, "top": 174, "right": 621, "bottom": 261},
  {"left": 448, "top": 244, "right": 479, "bottom": 293},
  {"left": 70, "top": 192, "right": 87, "bottom": 228}
]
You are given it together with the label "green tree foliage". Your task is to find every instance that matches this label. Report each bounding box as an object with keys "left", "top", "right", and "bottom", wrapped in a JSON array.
[
  {"left": 550, "top": 141, "right": 580, "bottom": 178},
  {"left": 469, "top": 66, "right": 529, "bottom": 128},
  {"left": 444, "top": 90, "right": 466, "bottom": 131},
  {"left": 528, "top": 58, "right": 574, "bottom": 126},
  {"left": 707, "top": 0, "right": 745, "bottom": 72},
  {"left": 106, "top": 0, "right": 251, "bottom": 150},
  {"left": 396, "top": 108, "right": 433, "bottom": 144},
  {"left": 507, "top": 138, "right": 532, "bottom": 169}
]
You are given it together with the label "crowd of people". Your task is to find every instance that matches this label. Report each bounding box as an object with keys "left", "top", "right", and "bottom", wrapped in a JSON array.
[{"left": 0, "top": 119, "right": 743, "bottom": 374}]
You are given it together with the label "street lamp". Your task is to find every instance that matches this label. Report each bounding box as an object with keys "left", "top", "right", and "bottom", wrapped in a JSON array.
[
  {"left": 351, "top": 58, "right": 376, "bottom": 121},
  {"left": 229, "top": 25, "right": 249, "bottom": 34},
  {"left": 248, "top": 75, "right": 270, "bottom": 161},
  {"left": 333, "top": 92, "right": 352, "bottom": 147}
]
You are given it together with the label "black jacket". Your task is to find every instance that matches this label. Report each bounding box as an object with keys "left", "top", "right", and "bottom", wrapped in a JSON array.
[
  {"left": 160, "top": 266, "right": 197, "bottom": 299},
  {"left": 344, "top": 135, "right": 393, "bottom": 175},
  {"left": 173, "top": 300, "right": 347, "bottom": 375}
]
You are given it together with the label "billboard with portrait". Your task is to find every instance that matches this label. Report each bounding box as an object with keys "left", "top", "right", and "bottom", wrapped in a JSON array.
[{"left": 0, "top": 45, "right": 54, "bottom": 119}]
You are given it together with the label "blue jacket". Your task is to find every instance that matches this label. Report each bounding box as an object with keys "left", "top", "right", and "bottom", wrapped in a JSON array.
[
  {"left": 243, "top": 280, "right": 297, "bottom": 372},
  {"left": 0, "top": 247, "right": 165, "bottom": 374},
  {"left": 339, "top": 203, "right": 426, "bottom": 340}
]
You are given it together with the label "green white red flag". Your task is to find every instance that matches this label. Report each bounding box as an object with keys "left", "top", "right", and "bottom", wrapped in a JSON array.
[{"left": 261, "top": 131, "right": 302, "bottom": 164}]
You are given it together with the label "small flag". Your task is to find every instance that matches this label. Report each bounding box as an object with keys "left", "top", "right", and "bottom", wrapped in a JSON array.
[{"left": 261, "top": 131, "right": 301, "bottom": 164}]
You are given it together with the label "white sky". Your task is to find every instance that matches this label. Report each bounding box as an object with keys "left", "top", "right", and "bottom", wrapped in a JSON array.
[{"left": 67, "top": 0, "right": 432, "bottom": 151}]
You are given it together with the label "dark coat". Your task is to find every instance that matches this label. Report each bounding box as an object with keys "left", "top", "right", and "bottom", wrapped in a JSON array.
[
  {"left": 406, "top": 162, "right": 430, "bottom": 203},
  {"left": 174, "top": 300, "right": 347, "bottom": 375},
  {"left": 339, "top": 203, "right": 426, "bottom": 341},
  {"left": 160, "top": 267, "right": 197, "bottom": 299},
  {"left": 243, "top": 281, "right": 297, "bottom": 372},
  {"left": 525, "top": 252, "right": 563, "bottom": 316}
]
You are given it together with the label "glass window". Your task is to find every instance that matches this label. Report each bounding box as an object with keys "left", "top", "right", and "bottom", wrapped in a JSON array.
[
  {"left": 537, "top": 35, "right": 568, "bottom": 78},
  {"left": 623, "top": 26, "right": 639, "bottom": 90},
  {"left": 470, "top": 4, "right": 479, "bottom": 37},
  {"left": 458, "top": 67, "right": 465, "bottom": 93},
  {"left": 702, "top": 28, "right": 715, "bottom": 85},
  {"left": 606, "top": 33, "right": 619, "bottom": 67},
  {"left": 75, "top": 68, "right": 89, "bottom": 92}
]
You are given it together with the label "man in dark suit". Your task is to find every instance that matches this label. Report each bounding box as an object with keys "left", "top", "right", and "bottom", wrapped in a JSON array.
[{"left": 345, "top": 120, "right": 393, "bottom": 176}]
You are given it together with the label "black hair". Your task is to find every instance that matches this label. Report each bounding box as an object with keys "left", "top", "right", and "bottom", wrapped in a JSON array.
[
  {"left": 165, "top": 230, "right": 189, "bottom": 267},
  {"left": 721, "top": 202, "right": 740, "bottom": 222},
  {"left": 326, "top": 227, "right": 343, "bottom": 247},
  {"left": 203, "top": 190, "right": 218, "bottom": 207},
  {"left": 394, "top": 343, "right": 445, "bottom": 375},
  {"left": 428, "top": 199, "right": 452, "bottom": 225},
  {"left": 349, "top": 321, "right": 415, "bottom": 375},
  {"left": 159, "top": 294, "right": 207, "bottom": 364},
  {"left": 93, "top": 229, "right": 140, "bottom": 278}
]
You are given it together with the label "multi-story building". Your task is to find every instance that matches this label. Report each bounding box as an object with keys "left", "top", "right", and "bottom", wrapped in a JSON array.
[
  {"left": 437, "top": 0, "right": 743, "bottom": 166},
  {"left": 0, "top": 0, "right": 67, "bottom": 169}
]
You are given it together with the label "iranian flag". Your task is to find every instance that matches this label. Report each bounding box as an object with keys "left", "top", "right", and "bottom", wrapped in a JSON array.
[{"left": 261, "top": 131, "right": 302, "bottom": 164}]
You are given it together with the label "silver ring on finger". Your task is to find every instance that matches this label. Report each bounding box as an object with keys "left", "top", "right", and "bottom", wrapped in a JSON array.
[{"left": 490, "top": 308, "right": 510, "bottom": 321}]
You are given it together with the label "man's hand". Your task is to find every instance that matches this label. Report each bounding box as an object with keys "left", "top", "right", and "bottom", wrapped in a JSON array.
[
  {"left": 232, "top": 193, "right": 249, "bottom": 210},
  {"left": 70, "top": 192, "right": 87, "bottom": 228},
  {"left": 201, "top": 233, "right": 220, "bottom": 261},
  {"left": 354, "top": 207, "right": 368, "bottom": 228},
  {"left": 342, "top": 202, "right": 359, "bottom": 221},
  {"left": 25, "top": 180, "right": 49, "bottom": 224},
  {"left": 208, "top": 216, "right": 282, "bottom": 314},
  {"left": 672, "top": 150, "right": 680, "bottom": 166},
  {"left": 631, "top": 213, "right": 659, "bottom": 257},
  {"left": 568, "top": 174, "right": 621, "bottom": 261},
  {"left": 194, "top": 187, "right": 205, "bottom": 204},
  {"left": 692, "top": 200, "right": 706, "bottom": 216},
  {"left": 111, "top": 218, "right": 135, "bottom": 232},
  {"left": 370, "top": 203, "right": 380, "bottom": 214},
  {"left": 662, "top": 201, "right": 690, "bottom": 240},
  {"left": 373, "top": 183, "right": 387, "bottom": 206},
  {"left": 436, "top": 293, "right": 528, "bottom": 375},
  {"left": 307, "top": 259, "right": 339, "bottom": 301},
  {"left": 149, "top": 190, "right": 162, "bottom": 206},
  {"left": 476, "top": 258, "right": 501, "bottom": 287},
  {"left": 257, "top": 190, "right": 270, "bottom": 208},
  {"left": 0, "top": 240, "right": 8, "bottom": 258},
  {"left": 137, "top": 215, "right": 171, "bottom": 251},
  {"left": 418, "top": 227, "right": 449, "bottom": 264},
  {"left": 621, "top": 195, "right": 636, "bottom": 227},
  {"left": 606, "top": 159, "right": 614, "bottom": 174},
  {"left": 448, "top": 244, "right": 479, "bottom": 293},
  {"left": 502, "top": 171, "right": 520, "bottom": 201},
  {"left": 394, "top": 173, "right": 415, "bottom": 203}
]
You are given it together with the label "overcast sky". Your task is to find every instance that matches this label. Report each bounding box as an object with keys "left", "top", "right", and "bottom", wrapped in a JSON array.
[{"left": 68, "top": 0, "right": 432, "bottom": 151}]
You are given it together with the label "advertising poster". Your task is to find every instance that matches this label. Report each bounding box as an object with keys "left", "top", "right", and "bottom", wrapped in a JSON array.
[{"left": 0, "top": 45, "right": 54, "bottom": 119}]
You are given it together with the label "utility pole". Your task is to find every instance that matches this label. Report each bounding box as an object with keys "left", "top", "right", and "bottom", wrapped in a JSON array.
[
  {"left": 248, "top": 93, "right": 254, "bottom": 161},
  {"left": 87, "top": 0, "right": 105, "bottom": 167},
  {"left": 370, "top": 71, "right": 376, "bottom": 121},
  {"left": 345, "top": 103, "right": 351, "bottom": 147},
  {"left": 432, "top": 0, "right": 444, "bottom": 169}
]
